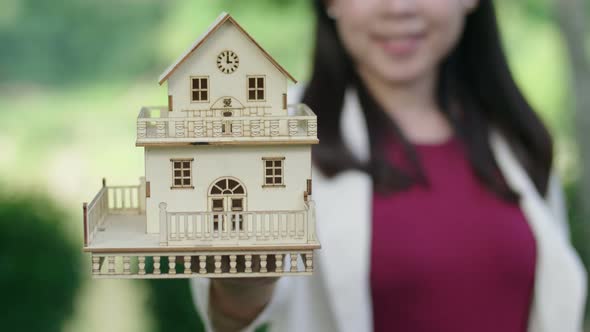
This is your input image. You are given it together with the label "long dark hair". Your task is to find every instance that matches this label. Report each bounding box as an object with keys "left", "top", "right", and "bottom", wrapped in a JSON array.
[{"left": 303, "top": 0, "right": 553, "bottom": 202}]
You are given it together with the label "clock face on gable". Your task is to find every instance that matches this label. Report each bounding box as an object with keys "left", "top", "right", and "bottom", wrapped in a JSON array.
[{"left": 216, "top": 50, "right": 239, "bottom": 74}]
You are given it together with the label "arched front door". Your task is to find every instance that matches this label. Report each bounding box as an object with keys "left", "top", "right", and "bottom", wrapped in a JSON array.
[{"left": 208, "top": 177, "right": 246, "bottom": 231}]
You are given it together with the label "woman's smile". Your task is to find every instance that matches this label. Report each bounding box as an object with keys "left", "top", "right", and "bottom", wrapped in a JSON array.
[{"left": 372, "top": 32, "right": 426, "bottom": 57}]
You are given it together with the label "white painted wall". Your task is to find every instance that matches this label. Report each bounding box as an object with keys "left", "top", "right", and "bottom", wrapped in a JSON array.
[
  {"left": 144, "top": 145, "right": 311, "bottom": 233},
  {"left": 167, "top": 20, "right": 289, "bottom": 116}
]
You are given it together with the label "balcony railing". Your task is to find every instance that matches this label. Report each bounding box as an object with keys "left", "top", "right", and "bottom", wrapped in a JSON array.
[
  {"left": 159, "top": 200, "right": 317, "bottom": 246},
  {"left": 136, "top": 104, "right": 318, "bottom": 144},
  {"left": 83, "top": 178, "right": 145, "bottom": 246}
]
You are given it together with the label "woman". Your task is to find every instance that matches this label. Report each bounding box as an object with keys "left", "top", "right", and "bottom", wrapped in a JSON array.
[{"left": 191, "top": 0, "right": 587, "bottom": 331}]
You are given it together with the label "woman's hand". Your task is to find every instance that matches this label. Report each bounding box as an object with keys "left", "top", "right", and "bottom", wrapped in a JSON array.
[
  {"left": 209, "top": 277, "right": 278, "bottom": 332},
  {"left": 208, "top": 255, "right": 282, "bottom": 332}
]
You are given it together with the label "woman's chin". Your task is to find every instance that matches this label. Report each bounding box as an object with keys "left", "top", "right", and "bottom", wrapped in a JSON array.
[{"left": 376, "top": 68, "right": 426, "bottom": 85}]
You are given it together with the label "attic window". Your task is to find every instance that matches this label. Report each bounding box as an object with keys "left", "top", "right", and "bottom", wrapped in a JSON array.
[
  {"left": 247, "top": 76, "right": 265, "bottom": 101},
  {"left": 191, "top": 77, "right": 209, "bottom": 102}
]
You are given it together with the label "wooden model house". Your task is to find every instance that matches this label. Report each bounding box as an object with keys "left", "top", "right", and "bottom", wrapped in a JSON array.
[{"left": 83, "top": 12, "right": 320, "bottom": 278}]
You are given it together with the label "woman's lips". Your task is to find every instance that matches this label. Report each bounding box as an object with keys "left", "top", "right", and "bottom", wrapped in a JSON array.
[{"left": 374, "top": 33, "right": 425, "bottom": 57}]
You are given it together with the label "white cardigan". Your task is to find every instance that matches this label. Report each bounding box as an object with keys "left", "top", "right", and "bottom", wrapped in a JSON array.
[{"left": 191, "top": 88, "right": 587, "bottom": 332}]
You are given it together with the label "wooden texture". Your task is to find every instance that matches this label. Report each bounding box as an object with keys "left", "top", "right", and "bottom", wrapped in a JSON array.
[{"left": 84, "top": 12, "right": 320, "bottom": 279}]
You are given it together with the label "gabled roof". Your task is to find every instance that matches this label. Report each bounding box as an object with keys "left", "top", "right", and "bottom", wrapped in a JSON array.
[{"left": 158, "top": 12, "right": 297, "bottom": 85}]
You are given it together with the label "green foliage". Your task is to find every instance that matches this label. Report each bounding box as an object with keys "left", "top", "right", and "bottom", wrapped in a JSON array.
[
  {"left": 0, "top": 191, "right": 82, "bottom": 332},
  {"left": 0, "top": 0, "right": 167, "bottom": 85}
]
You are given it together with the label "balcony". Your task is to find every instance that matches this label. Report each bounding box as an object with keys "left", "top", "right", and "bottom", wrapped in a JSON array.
[
  {"left": 136, "top": 103, "right": 318, "bottom": 146},
  {"left": 83, "top": 179, "right": 320, "bottom": 278}
]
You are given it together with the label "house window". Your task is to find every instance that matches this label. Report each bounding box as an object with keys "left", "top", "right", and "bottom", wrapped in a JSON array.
[
  {"left": 171, "top": 158, "right": 194, "bottom": 189},
  {"left": 191, "top": 77, "right": 209, "bottom": 102},
  {"left": 248, "top": 76, "right": 265, "bottom": 101},
  {"left": 262, "top": 157, "right": 284, "bottom": 187}
]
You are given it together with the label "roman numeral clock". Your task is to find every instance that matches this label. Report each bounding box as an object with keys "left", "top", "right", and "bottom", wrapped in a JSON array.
[{"left": 217, "top": 50, "right": 239, "bottom": 74}]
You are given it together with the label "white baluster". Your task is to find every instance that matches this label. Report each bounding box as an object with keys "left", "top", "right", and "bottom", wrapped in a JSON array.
[
  {"left": 245, "top": 254, "right": 252, "bottom": 273},
  {"left": 229, "top": 255, "right": 237, "bottom": 274},
  {"left": 138, "top": 256, "right": 146, "bottom": 275},
  {"left": 290, "top": 253, "right": 298, "bottom": 272},
  {"left": 123, "top": 256, "right": 131, "bottom": 275},
  {"left": 154, "top": 256, "right": 161, "bottom": 275},
  {"left": 92, "top": 256, "right": 100, "bottom": 275},
  {"left": 184, "top": 256, "right": 192, "bottom": 274},
  {"left": 108, "top": 256, "right": 115, "bottom": 274},
  {"left": 275, "top": 254, "right": 283, "bottom": 273},
  {"left": 214, "top": 255, "right": 222, "bottom": 274},
  {"left": 168, "top": 256, "right": 176, "bottom": 275},
  {"left": 260, "top": 254, "right": 268, "bottom": 273},
  {"left": 199, "top": 255, "right": 207, "bottom": 274},
  {"left": 305, "top": 253, "right": 313, "bottom": 272}
]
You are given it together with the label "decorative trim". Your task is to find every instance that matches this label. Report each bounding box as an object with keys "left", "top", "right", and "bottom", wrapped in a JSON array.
[
  {"left": 136, "top": 139, "right": 320, "bottom": 147},
  {"left": 262, "top": 184, "right": 286, "bottom": 188},
  {"left": 84, "top": 243, "right": 321, "bottom": 253},
  {"left": 169, "top": 158, "right": 195, "bottom": 161}
]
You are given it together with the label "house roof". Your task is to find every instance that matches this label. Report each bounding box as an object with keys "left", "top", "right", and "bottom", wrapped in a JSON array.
[{"left": 158, "top": 12, "right": 297, "bottom": 85}]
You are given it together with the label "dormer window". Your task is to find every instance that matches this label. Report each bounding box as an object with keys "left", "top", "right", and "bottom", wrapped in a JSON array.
[
  {"left": 247, "top": 76, "right": 265, "bottom": 101},
  {"left": 191, "top": 76, "right": 209, "bottom": 102}
]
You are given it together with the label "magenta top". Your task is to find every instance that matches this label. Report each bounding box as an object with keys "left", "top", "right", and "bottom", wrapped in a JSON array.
[{"left": 370, "top": 136, "right": 536, "bottom": 332}]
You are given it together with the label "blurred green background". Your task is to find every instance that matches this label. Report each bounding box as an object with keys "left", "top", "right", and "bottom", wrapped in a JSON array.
[{"left": 0, "top": 0, "right": 588, "bottom": 331}]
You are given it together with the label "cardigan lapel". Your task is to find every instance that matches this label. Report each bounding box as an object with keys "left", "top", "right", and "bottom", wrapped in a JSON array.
[
  {"left": 313, "top": 89, "right": 373, "bottom": 332},
  {"left": 490, "top": 132, "right": 587, "bottom": 332},
  {"left": 313, "top": 88, "right": 587, "bottom": 332}
]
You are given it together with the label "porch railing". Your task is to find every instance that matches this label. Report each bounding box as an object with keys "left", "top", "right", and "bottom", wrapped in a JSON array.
[
  {"left": 136, "top": 104, "right": 317, "bottom": 143},
  {"left": 159, "top": 199, "right": 317, "bottom": 246},
  {"left": 83, "top": 178, "right": 145, "bottom": 245}
]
